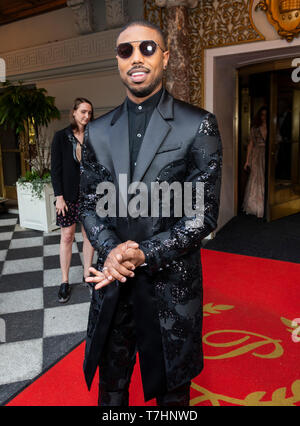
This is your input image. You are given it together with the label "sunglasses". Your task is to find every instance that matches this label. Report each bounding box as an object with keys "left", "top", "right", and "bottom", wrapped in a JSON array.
[{"left": 116, "top": 40, "right": 165, "bottom": 59}]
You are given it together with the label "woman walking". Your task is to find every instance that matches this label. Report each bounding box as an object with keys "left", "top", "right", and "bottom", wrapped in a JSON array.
[{"left": 51, "top": 98, "right": 95, "bottom": 303}]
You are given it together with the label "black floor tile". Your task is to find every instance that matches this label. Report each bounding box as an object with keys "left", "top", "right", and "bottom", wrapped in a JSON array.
[
  {"left": 1, "top": 310, "right": 44, "bottom": 343},
  {"left": 44, "top": 253, "right": 82, "bottom": 270},
  {"left": 0, "top": 241, "right": 10, "bottom": 250},
  {"left": 43, "top": 284, "right": 91, "bottom": 309},
  {"left": 76, "top": 241, "right": 83, "bottom": 252},
  {"left": 43, "top": 235, "right": 61, "bottom": 245},
  {"left": 0, "top": 213, "right": 18, "bottom": 220},
  {"left": 12, "top": 229, "right": 43, "bottom": 239},
  {"left": 0, "top": 225, "right": 16, "bottom": 233},
  {"left": 0, "top": 271, "right": 43, "bottom": 293},
  {"left": 0, "top": 380, "right": 31, "bottom": 406},
  {"left": 42, "top": 332, "right": 86, "bottom": 372},
  {"left": 43, "top": 255, "right": 60, "bottom": 270},
  {"left": 6, "top": 246, "right": 43, "bottom": 261}
]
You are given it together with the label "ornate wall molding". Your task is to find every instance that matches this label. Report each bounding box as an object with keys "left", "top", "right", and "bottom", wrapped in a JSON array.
[
  {"left": 145, "top": 0, "right": 265, "bottom": 107},
  {"left": 67, "top": 0, "right": 95, "bottom": 35},
  {"left": 255, "top": 0, "right": 300, "bottom": 41},
  {"left": 1, "top": 29, "right": 120, "bottom": 79},
  {"left": 105, "top": 0, "right": 129, "bottom": 29},
  {"left": 155, "top": 0, "right": 199, "bottom": 7}
]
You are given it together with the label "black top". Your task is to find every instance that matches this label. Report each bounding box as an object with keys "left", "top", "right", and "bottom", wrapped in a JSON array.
[
  {"left": 127, "top": 88, "right": 163, "bottom": 179},
  {"left": 50, "top": 125, "right": 81, "bottom": 202}
]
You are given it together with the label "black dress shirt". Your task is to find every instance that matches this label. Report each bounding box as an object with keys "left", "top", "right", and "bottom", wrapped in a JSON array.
[{"left": 127, "top": 88, "right": 163, "bottom": 180}]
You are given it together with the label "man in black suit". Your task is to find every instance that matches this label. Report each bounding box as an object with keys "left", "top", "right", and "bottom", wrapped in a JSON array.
[{"left": 80, "top": 20, "right": 222, "bottom": 406}]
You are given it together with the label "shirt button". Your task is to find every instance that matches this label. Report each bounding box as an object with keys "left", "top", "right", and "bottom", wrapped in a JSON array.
[
  {"left": 138, "top": 106, "right": 142, "bottom": 110},
  {"left": 134, "top": 162, "right": 137, "bottom": 166},
  {"left": 137, "top": 133, "right": 142, "bottom": 138}
]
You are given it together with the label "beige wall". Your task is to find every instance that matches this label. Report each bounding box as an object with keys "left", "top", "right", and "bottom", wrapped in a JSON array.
[
  {"left": 38, "top": 70, "right": 127, "bottom": 135},
  {"left": 0, "top": 1, "right": 145, "bottom": 136},
  {"left": 0, "top": 8, "right": 77, "bottom": 53}
]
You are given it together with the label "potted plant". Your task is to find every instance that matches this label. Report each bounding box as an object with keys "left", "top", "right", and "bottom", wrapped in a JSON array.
[
  {"left": 16, "top": 127, "right": 59, "bottom": 232},
  {"left": 0, "top": 80, "right": 60, "bottom": 231}
]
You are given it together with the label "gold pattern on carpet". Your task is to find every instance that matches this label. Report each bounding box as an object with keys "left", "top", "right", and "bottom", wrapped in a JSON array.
[
  {"left": 203, "top": 302, "right": 234, "bottom": 317},
  {"left": 190, "top": 380, "right": 300, "bottom": 406},
  {"left": 281, "top": 316, "right": 300, "bottom": 335},
  {"left": 203, "top": 329, "right": 284, "bottom": 360}
]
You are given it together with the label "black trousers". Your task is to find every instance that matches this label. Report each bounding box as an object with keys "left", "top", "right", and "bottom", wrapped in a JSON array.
[{"left": 98, "top": 284, "right": 190, "bottom": 406}]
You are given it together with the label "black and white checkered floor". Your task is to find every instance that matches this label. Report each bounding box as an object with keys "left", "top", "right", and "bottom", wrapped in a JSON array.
[{"left": 0, "top": 212, "right": 94, "bottom": 405}]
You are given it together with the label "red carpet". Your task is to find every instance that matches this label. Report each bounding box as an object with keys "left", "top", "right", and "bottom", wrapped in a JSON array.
[{"left": 7, "top": 249, "right": 300, "bottom": 406}]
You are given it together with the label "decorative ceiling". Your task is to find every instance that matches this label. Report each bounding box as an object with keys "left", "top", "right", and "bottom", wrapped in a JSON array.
[{"left": 0, "top": 0, "right": 68, "bottom": 26}]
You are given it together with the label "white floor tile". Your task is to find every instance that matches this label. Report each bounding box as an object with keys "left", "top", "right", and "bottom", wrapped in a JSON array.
[
  {"left": 0, "top": 288, "right": 43, "bottom": 314},
  {"left": 0, "top": 219, "right": 18, "bottom": 227},
  {"left": 9, "top": 237, "right": 43, "bottom": 249},
  {"left": 0, "top": 232, "right": 13, "bottom": 241},
  {"left": 43, "top": 303, "right": 90, "bottom": 337},
  {"left": 43, "top": 228, "right": 61, "bottom": 236},
  {"left": 75, "top": 232, "right": 83, "bottom": 242},
  {"left": 43, "top": 265, "right": 83, "bottom": 287},
  {"left": 14, "top": 224, "right": 29, "bottom": 232},
  {"left": 2, "top": 257, "right": 43, "bottom": 275},
  {"left": 0, "top": 339, "right": 43, "bottom": 385},
  {"left": 43, "top": 243, "right": 78, "bottom": 257},
  {"left": 0, "top": 250, "right": 7, "bottom": 261}
]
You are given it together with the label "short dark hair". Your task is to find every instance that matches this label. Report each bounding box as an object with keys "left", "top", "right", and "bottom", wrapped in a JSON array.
[{"left": 117, "top": 20, "right": 167, "bottom": 50}]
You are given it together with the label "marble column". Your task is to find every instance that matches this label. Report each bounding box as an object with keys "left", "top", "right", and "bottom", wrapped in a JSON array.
[{"left": 155, "top": 0, "right": 199, "bottom": 103}]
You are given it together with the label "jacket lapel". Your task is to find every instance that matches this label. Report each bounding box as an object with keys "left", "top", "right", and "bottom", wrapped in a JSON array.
[
  {"left": 109, "top": 102, "right": 130, "bottom": 212},
  {"left": 109, "top": 89, "right": 174, "bottom": 208}
]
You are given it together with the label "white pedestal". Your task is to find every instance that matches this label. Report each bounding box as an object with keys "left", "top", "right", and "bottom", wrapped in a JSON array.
[{"left": 17, "top": 182, "right": 59, "bottom": 232}]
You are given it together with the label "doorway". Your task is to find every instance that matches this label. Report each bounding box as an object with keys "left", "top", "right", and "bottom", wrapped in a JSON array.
[
  {"left": 0, "top": 126, "right": 27, "bottom": 200},
  {"left": 238, "top": 61, "right": 300, "bottom": 221}
]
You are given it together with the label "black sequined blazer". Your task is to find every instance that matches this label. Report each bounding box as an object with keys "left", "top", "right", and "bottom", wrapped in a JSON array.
[{"left": 79, "top": 89, "right": 222, "bottom": 401}]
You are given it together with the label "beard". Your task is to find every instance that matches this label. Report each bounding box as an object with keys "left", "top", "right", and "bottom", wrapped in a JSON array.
[{"left": 121, "top": 71, "right": 163, "bottom": 98}]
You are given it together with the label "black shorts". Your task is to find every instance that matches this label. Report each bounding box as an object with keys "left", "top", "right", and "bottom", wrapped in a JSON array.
[{"left": 56, "top": 199, "right": 80, "bottom": 228}]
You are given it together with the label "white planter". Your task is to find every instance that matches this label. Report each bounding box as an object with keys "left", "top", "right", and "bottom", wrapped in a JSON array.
[{"left": 16, "top": 182, "right": 59, "bottom": 233}]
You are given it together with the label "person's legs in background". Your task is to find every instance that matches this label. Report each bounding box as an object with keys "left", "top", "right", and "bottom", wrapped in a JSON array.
[
  {"left": 58, "top": 223, "right": 76, "bottom": 303},
  {"left": 81, "top": 224, "right": 94, "bottom": 281}
]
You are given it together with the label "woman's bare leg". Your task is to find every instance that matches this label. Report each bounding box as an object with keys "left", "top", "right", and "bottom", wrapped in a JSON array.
[
  {"left": 60, "top": 224, "right": 76, "bottom": 283},
  {"left": 81, "top": 224, "right": 94, "bottom": 278}
]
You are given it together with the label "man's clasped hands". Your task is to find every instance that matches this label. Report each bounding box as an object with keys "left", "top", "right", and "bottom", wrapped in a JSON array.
[{"left": 85, "top": 241, "right": 145, "bottom": 290}]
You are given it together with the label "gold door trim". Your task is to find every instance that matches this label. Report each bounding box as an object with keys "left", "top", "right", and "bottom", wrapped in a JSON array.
[{"left": 0, "top": 146, "right": 27, "bottom": 200}]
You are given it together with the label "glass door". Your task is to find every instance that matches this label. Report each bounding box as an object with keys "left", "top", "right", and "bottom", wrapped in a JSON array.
[
  {"left": 268, "top": 69, "right": 300, "bottom": 220},
  {"left": 238, "top": 61, "right": 300, "bottom": 221},
  {"left": 0, "top": 126, "right": 27, "bottom": 200}
]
